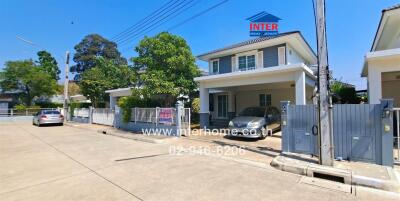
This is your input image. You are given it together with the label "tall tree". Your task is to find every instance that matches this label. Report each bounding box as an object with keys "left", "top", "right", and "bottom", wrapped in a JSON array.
[
  {"left": 78, "top": 57, "right": 135, "bottom": 106},
  {"left": 0, "top": 60, "right": 58, "bottom": 106},
  {"left": 36, "top": 50, "right": 60, "bottom": 80},
  {"left": 71, "top": 34, "right": 127, "bottom": 80},
  {"left": 131, "top": 32, "right": 200, "bottom": 106}
]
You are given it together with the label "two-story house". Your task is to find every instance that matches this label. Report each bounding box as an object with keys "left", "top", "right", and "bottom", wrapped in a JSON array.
[
  {"left": 362, "top": 4, "right": 400, "bottom": 107},
  {"left": 194, "top": 31, "right": 317, "bottom": 128}
]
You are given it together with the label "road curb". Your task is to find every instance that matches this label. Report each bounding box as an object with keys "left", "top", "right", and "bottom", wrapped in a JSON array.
[{"left": 271, "top": 155, "right": 400, "bottom": 193}]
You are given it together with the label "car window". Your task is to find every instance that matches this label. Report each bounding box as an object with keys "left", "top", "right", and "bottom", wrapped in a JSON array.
[
  {"left": 239, "top": 107, "right": 265, "bottom": 117},
  {"left": 266, "top": 107, "right": 279, "bottom": 116},
  {"left": 43, "top": 111, "right": 60, "bottom": 115}
]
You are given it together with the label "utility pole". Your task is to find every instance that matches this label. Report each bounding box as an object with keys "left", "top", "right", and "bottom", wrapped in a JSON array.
[
  {"left": 63, "top": 51, "right": 70, "bottom": 122},
  {"left": 315, "top": 0, "right": 334, "bottom": 166}
]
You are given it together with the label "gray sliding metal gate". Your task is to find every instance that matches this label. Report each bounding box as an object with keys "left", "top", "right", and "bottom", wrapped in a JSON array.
[{"left": 281, "top": 99, "right": 394, "bottom": 166}]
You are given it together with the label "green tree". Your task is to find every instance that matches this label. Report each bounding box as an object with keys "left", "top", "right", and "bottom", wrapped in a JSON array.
[
  {"left": 71, "top": 34, "right": 127, "bottom": 80},
  {"left": 36, "top": 50, "right": 60, "bottom": 80},
  {"left": 0, "top": 60, "right": 58, "bottom": 106},
  {"left": 331, "top": 79, "right": 358, "bottom": 104},
  {"left": 131, "top": 32, "right": 200, "bottom": 106},
  {"left": 78, "top": 57, "right": 135, "bottom": 106}
]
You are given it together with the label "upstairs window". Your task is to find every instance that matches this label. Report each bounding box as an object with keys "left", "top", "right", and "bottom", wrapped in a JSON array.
[
  {"left": 238, "top": 56, "right": 247, "bottom": 70},
  {"left": 247, "top": 55, "right": 255, "bottom": 69},
  {"left": 211, "top": 60, "right": 219, "bottom": 74},
  {"left": 237, "top": 54, "right": 256, "bottom": 71}
]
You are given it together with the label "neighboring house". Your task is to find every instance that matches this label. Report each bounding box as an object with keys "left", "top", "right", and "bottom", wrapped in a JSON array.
[
  {"left": 194, "top": 31, "right": 317, "bottom": 127},
  {"left": 35, "top": 95, "right": 64, "bottom": 104},
  {"left": 362, "top": 4, "right": 400, "bottom": 107},
  {"left": 0, "top": 89, "right": 21, "bottom": 110},
  {"left": 105, "top": 87, "right": 134, "bottom": 110},
  {"left": 69, "top": 94, "right": 91, "bottom": 103}
]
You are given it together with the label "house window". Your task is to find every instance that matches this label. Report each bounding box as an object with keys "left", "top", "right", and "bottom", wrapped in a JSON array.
[
  {"left": 259, "top": 94, "right": 272, "bottom": 106},
  {"left": 238, "top": 56, "right": 247, "bottom": 70},
  {"left": 212, "top": 60, "right": 219, "bottom": 74},
  {"left": 237, "top": 54, "right": 256, "bottom": 71},
  {"left": 247, "top": 55, "right": 255, "bottom": 69}
]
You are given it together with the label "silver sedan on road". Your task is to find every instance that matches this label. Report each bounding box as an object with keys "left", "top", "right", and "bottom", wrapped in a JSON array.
[{"left": 33, "top": 110, "right": 64, "bottom": 126}]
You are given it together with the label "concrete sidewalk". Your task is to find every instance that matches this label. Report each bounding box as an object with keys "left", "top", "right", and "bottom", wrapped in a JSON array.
[{"left": 271, "top": 153, "right": 400, "bottom": 193}]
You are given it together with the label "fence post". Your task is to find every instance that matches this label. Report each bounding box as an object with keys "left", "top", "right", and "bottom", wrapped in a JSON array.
[
  {"left": 175, "top": 102, "right": 183, "bottom": 137},
  {"left": 281, "top": 101, "right": 291, "bottom": 153},
  {"left": 26, "top": 109, "right": 28, "bottom": 116},
  {"left": 156, "top": 107, "right": 159, "bottom": 126},
  {"left": 188, "top": 108, "right": 191, "bottom": 136},
  {"left": 134, "top": 107, "right": 137, "bottom": 124},
  {"left": 89, "top": 106, "right": 93, "bottom": 124},
  {"left": 10, "top": 109, "right": 13, "bottom": 116},
  {"left": 380, "top": 99, "right": 394, "bottom": 167}
]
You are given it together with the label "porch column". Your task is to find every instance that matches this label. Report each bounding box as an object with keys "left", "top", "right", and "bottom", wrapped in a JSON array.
[
  {"left": 227, "top": 91, "right": 235, "bottom": 120},
  {"left": 199, "top": 84, "right": 210, "bottom": 128},
  {"left": 110, "top": 96, "right": 117, "bottom": 110},
  {"left": 295, "top": 71, "right": 306, "bottom": 105},
  {"left": 368, "top": 68, "right": 382, "bottom": 104}
]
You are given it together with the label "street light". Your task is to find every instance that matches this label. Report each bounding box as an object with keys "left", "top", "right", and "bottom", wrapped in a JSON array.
[{"left": 16, "top": 36, "right": 70, "bottom": 121}]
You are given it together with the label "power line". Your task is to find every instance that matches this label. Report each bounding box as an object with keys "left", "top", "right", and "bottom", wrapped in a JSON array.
[
  {"left": 167, "top": 0, "right": 229, "bottom": 31},
  {"left": 114, "top": 0, "right": 190, "bottom": 44},
  {"left": 112, "top": 0, "right": 180, "bottom": 41},
  {"left": 119, "top": 0, "right": 229, "bottom": 54},
  {"left": 117, "top": 0, "right": 197, "bottom": 46}
]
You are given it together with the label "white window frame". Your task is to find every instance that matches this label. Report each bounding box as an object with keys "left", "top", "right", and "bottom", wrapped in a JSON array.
[
  {"left": 278, "top": 46, "right": 286, "bottom": 66},
  {"left": 210, "top": 59, "right": 219, "bottom": 74},
  {"left": 235, "top": 50, "right": 258, "bottom": 71}
]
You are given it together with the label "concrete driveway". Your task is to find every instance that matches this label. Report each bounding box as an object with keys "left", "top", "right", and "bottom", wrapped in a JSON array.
[{"left": 0, "top": 122, "right": 399, "bottom": 201}]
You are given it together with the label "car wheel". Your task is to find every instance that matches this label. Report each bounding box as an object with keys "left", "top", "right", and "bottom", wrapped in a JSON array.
[{"left": 259, "top": 127, "right": 267, "bottom": 139}]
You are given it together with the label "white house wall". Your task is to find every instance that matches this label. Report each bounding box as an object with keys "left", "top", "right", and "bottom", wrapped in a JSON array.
[
  {"left": 367, "top": 56, "right": 400, "bottom": 104},
  {"left": 286, "top": 44, "right": 306, "bottom": 65},
  {"left": 236, "top": 88, "right": 295, "bottom": 113}
]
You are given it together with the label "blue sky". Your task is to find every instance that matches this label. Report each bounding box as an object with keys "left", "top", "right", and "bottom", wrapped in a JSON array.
[{"left": 1, "top": 0, "right": 399, "bottom": 89}]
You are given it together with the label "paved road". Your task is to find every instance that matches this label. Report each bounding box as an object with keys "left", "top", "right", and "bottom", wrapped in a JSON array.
[{"left": 0, "top": 122, "right": 399, "bottom": 201}]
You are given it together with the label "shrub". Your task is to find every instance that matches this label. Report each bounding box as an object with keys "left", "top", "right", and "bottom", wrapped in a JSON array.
[
  {"left": 118, "top": 96, "right": 146, "bottom": 122},
  {"left": 190, "top": 98, "right": 200, "bottom": 123},
  {"left": 35, "top": 102, "right": 63, "bottom": 108},
  {"left": 14, "top": 104, "right": 27, "bottom": 110},
  {"left": 118, "top": 89, "right": 162, "bottom": 123}
]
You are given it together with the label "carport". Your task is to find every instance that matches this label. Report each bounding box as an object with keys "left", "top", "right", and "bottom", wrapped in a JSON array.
[{"left": 195, "top": 64, "right": 316, "bottom": 128}]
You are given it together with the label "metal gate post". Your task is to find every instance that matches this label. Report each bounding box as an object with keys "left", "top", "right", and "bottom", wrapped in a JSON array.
[
  {"left": 380, "top": 99, "right": 394, "bottom": 167},
  {"left": 175, "top": 102, "right": 183, "bottom": 137},
  {"left": 155, "top": 107, "right": 159, "bottom": 126},
  {"left": 281, "top": 101, "right": 291, "bottom": 153},
  {"left": 89, "top": 106, "right": 93, "bottom": 124}
]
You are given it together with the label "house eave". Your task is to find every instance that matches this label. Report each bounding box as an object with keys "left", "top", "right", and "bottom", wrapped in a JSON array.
[
  {"left": 194, "top": 63, "right": 315, "bottom": 82},
  {"left": 362, "top": 48, "right": 400, "bottom": 77},
  {"left": 197, "top": 32, "right": 316, "bottom": 65}
]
